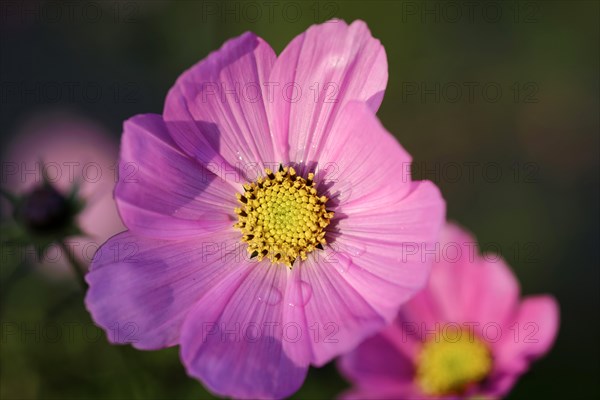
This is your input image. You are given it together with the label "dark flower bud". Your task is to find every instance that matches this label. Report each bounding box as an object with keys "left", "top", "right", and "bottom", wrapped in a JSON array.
[{"left": 16, "top": 184, "right": 74, "bottom": 234}]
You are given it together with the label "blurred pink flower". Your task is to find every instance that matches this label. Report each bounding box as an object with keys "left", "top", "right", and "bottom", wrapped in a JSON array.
[
  {"left": 339, "top": 223, "right": 559, "bottom": 400},
  {"left": 2, "top": 110, "right": 125, "bottom": 277}
]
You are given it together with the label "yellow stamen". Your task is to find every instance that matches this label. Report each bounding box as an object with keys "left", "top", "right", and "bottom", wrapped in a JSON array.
[
  {"left": 234, "top": 166, "right": 333, "bottom": 267},
  {"left": 416, "top": 327, "right": 492, "bottom": 396}
]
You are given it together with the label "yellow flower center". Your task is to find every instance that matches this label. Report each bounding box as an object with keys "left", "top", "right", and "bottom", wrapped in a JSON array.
[
  {"left": 234, "top": 166, "right": 333, "bottom": 267},
  {"left": 416, "top": 327, "right": 492, "bottom": 396}
]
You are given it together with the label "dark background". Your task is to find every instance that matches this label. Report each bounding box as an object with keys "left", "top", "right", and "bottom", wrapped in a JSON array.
[{"left": 1, "top": 1, "right": 598, "bottom": 399}]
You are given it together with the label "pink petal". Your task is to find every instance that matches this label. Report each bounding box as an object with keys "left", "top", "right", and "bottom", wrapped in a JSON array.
[
  {"left": 331, "top": 181, "right": 445, "bottom": 322},
  {"left": 401, "top": 223, "right": 520, "bottom": 333},
  {"left": 180, "top": 262, "right": 307, "bottom": 399},
  {"left": 397, "top": 289, "right": 440, "bottom": 342},
  {"left": 276, "top": 102, "right": 444, "bottom": 365},
  {"left": 267, "top": 20, "right": 388, "bottom": 165},
  {"left": 461, "top": 258, "right": 520, "bottom": 325},
  {"left": 164, "top": 32, "right": 280, "bottom": 178},
  {"left": 435, "top": 223, "right": 521, "bottom": 325},
  {"left": 338, "top": 326, "right": 423, "bottom": 399},
  {"left": 85, "top": 229, "right": 242, "bottom": 350},
  {"left": 282, "top": 255, "right": 388, "bottom": 367},
  {"left": 408, "top": 223, "right": 480, "bottom": 325},
  {"left": 493, "top": 295, "right": 560, "bottom": 377},
  {"left": 337, "top": 332, "right": 414, "bottom": 390},
  {"left": 311, "top": 102, "right": 444, "bottom": 324},
  {"left": 116, "top": 114, "right": 237, "bottom": 239},
  {"left": 314, "top": 181, "right": 442, "bottom": 367},
  {"left": 314, "top": 101, "right": 416, "bottom": 210}
]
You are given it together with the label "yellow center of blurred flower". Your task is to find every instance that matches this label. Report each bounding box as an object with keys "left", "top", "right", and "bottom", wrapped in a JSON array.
[
  {"left": 416, "top": 327, "right": 492, "bottom": 396},
  {"left": 234, "top": 166, "right": 333, "bottom": 267}
]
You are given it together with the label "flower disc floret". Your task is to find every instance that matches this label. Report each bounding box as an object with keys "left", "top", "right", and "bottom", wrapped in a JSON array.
[
  {"left": 234, "top": 166, "right": 333, "bottom": 267},
  {"left": 416, "top": 327, "right": 492, "bottom": 396}
]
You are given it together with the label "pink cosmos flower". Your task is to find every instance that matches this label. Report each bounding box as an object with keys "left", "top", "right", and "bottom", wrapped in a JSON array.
[
  {"left": 2, "top": 111, "right": 124, "bottom": 278},
  {"left": 85, "top": 20, "right": 445, "bottom": 399},
  {"left": 339, "top": 223, "right": 559, "bottom": 399}
]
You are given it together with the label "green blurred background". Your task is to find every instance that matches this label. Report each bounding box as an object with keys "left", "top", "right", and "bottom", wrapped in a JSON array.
[{"left": 1, "top": 0, "right": 598, "bottom": 399}]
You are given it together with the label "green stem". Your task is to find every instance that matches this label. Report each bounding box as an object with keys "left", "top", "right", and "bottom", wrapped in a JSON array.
[{"left": 58, "top": 241, "right": 88, "bottom": 290}]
